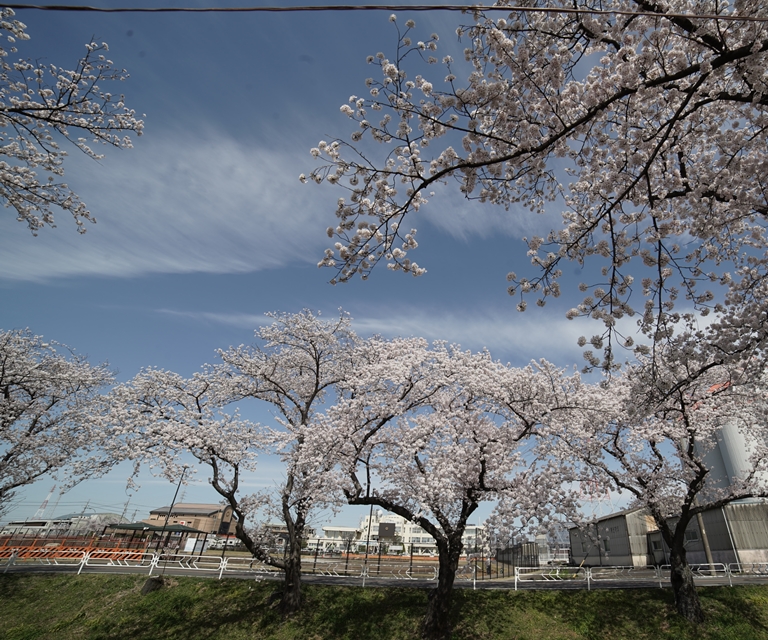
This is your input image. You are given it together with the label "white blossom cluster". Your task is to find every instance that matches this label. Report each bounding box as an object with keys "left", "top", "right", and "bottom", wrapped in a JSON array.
[
  {"left": 308, "top": 341, "right": 585, "bottom": 544},
  {"left": 0, "top": 328, "right": 114, "bottom": 516},
  {"left": 110, "top": 310, "right": 357, "bottom": 614},
  {"left": 0, "top": 9, "right": 143, "bottom": 234},
  {"left": 309, "top": 1, "right": 768, "bottom": 370},
  {"left": 306, "top": 15, "right": 441, "bottom": 283},
  {"left": 297, "top": 318, "right": 768, "bottom": 628}
]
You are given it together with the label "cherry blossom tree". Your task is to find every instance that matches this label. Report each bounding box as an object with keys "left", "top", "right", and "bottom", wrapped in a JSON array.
[
  {"left": 110, "top": 311, "right": 363, "bottom": 614},
  {"left": 0, "top": 328, "right": 114, "bottom": 516},
  {"left": 548, "top": 334, "right": 768, "bottom": 622},
  {"left": 217, "top": 310, "right": 359, "bottom": 614},
  {"left": 109, "top": 367, "right": 278, "bottom": 560},
  {"left": 309, "top": 342, "right": 580, "bottom": 640},
  {"left": 309, "top": 1, "right": 768, "bottom": 369},
  {"left": 0, "top": 8, "right": 143, "bottom": 233}
]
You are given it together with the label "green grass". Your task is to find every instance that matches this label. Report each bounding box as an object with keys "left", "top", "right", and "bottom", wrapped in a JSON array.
[{"left": 1, "top": 574, "right": 768, "bottom": 639}]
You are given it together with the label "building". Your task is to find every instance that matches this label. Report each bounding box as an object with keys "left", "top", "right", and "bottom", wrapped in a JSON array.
[
  {"left": 569, "top": 507, "right": 658, "bottom": 567},
  {"left": 316, "top": 525, "right": 361, "bottom": 552},
  {"left": 1, "top": 517, "right": 72, "bottom": 537},
  {"left": 240, "top": 523, "right": 317, "bottom": 549},
  {"left": 356, "top": 510, "right": 486, "bottom": 556},
  {"left": 698, "top": 416, "right": 768, "bottom": 494},
  {"left": 143, "top": 503, "right": 237, "bottom": 536},
  {"left": 570, "top": 411, "right": 768, "bottom": 568},
  {"left": 648, "top": 501, "right": 768, "bottom": 566},
  {"left": 570, "top": 501, "right": 768, "bottom": 567},
  {"left": 58, "top": 512, "right": 127, "bottom": 534},
  {"left": 1, "top": 512, "right": 127, "bottom": 537}
]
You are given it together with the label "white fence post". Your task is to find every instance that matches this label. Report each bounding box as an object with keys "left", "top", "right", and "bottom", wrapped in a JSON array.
[
  {"left": 3, "top": 550, "right": 16, "bottom": 574},
  {"left": 77, "top": 551, "right": 89, "bottom": 575}
]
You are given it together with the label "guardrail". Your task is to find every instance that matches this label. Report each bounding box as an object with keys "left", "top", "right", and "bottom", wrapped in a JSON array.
[
  {"left": 512, "top": 563, "right": 753, "bottom": 590},
  {"left": 80, "top": 550, "right": 155, "bottom": 575},
  {"left": 590, "top": 565, "right": 663, "bottom": 588},
  {"left": 514, "top": 566, "right": 589, "bottom": 590},
  {"left": 219, "top": 556, "right": 280, "bottom": 580},
  {"left": 2, "top": 547, "right": 89, "bottom": 573},
  {"left": 657, "top": 563, "right": 731, "bottom": 586},
  {"left": 304, "top": 558, "right": 440, "bottom": 580},
  {"left": 4, "top": 545, "right": 768, "bottom": 590},
  {"left": 728, "top": 563, "right": 768, "bottom": 577}
]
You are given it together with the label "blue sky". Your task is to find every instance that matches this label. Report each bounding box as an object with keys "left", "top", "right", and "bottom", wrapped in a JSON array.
[{"left": 1, "top": 1, "right": 605, "bottom": 528}]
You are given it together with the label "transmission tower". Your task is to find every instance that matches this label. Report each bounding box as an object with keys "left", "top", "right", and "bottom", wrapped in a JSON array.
[{"left": 32, "top": 485, "right": 56, "bottom": 519}]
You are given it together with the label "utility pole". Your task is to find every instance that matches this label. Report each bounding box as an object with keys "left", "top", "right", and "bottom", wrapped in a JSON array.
[{"left": 120, "top": 499, "right": 130, "bottom": 523}]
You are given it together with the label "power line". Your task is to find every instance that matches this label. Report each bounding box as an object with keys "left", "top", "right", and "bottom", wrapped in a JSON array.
[{"left": 3, "top": 3, "right": 768, "bottom": 22}]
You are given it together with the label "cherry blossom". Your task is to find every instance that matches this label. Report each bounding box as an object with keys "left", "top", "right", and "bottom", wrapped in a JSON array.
[
  {"left": 546, "top": 335, "right": 768, "bottom": 622},
  {"left": 109, "top": 311, "right": 362, "bottom": 615},
  {"left": 310, "top": 0, "right": 768, "bottom": 369},
  {"left": 216, "top": 309, "right": 360, "bottom": 614},
  {"left": 109, "top": 367, "right": 277, "bottom": 560},
  {"left": 105, "top": 307, "right": 768, "bottom": 628},
  {"left": 0, "top": 328, "right": 114, "bottom": 516},
  {"left": 307, "top": 341, "right": 581, "bottom": 640},
  {"left": 0, "top": 8, "right": 143, "bottom": 234}
]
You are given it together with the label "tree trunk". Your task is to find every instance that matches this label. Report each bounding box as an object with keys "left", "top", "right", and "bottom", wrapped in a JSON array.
[
  {"left": 279, "top": 535, "right": 303, "bottom": 615},
  {"left": 421, "top": 541, "right": 461, "bottom": 640},
  {"left": 669, "top": 544, "right": 704, "bottom": 623}
]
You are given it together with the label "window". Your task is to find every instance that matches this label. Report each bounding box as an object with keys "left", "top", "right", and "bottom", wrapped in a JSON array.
[
  {"left": 603, "top": 539, "right": 610, "bottom": 552},
  {"left": 581, "top": 542, "right": 590, "bottom": 553},
  {"left": 684, "top": 529, "right": 700, "bottom": 543}
]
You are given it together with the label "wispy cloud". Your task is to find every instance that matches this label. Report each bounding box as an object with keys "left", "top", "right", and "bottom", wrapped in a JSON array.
[
  {"left": 155, "top": 301, "right": 593, "bottom": 369},
  {"left": 155, "top": 308, "right": 271, "bottom": 329},
  {"left": 0, "top": 126, "right": 562, "bottom": 283},
  {"left": 0, "top": 131, "right": 330, "bottom": 281},
  {"left": 420, "top": 189, "right": 559, "bottom": 242},
  {"left": 349, "top": 306, "right": 589, "bottom": 367}
]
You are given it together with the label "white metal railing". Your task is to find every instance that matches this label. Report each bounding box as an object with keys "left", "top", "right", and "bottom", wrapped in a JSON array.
[
  {"left": 590, "top": 565, "right": 664, "bottom": 588},
  {"left": 219, "top": 556, "right": 279, "bottom": 581},
  {"left": 308, "top": 558, "right": 440, "bottom": 580},
  {"left": 6, "top": 545, "right": 768, "bottom": 590},
  {"left": 589, "top": 565, "right": 658, "bottom": 580},
  {"left": 514, "top": 566, "right": 588, "bottom": 590},
  {"left": 658, "top": 563, "right": 731, "bottom": 585},
  {"left": 728, "top": 562, "right": 768, "bottom": 577},
  {"left": 80, "top": 550, "right": 156, "bottom": 575}
]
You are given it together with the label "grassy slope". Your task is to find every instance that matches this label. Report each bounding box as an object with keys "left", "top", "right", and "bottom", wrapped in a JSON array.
[{"left": 1, "top": 574, "right": 768, "bottom": 640}]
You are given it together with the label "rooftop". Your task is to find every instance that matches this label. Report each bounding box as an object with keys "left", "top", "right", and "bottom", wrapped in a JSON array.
[{"left": 149, "top": 503, "right": 228, "bottom": 516}]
